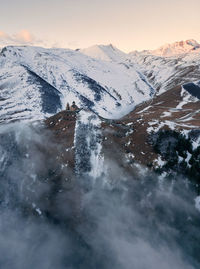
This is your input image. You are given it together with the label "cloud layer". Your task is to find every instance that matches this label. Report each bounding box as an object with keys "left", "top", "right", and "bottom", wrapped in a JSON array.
[
  {"left": 0, "top": 30, "right": 78, "bottom": 49},
  {"left": 0, "top": 30, "right": 44, "bottom": 47},
  {"left": 0, "top": 122, "right": 200, "bottom": 269}
]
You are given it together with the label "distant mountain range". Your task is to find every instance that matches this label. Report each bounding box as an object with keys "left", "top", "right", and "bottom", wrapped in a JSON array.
[
  {"left": 1, "top": 39, "right": 200, "bottom": 124},
  {"left": 80, "top": 39, "right": 200, "bottom": 58},
  {"left": 147, "top": 39, "right": 200, "bottom": 57}
]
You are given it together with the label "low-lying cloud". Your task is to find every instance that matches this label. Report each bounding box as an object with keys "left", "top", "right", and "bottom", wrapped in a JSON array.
[
  {"left": 0, "top": 30, "right": 79, "bottom": 49},
  {"left": 0, "top": 122, "right": 200, "bottom": 269}
]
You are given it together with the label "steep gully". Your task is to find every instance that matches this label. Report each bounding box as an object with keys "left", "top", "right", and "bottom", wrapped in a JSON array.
[{"left": 74, "top": 110, "right": 104, "bottom": 188}]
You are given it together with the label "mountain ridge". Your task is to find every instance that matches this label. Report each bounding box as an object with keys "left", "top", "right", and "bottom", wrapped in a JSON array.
[
  {"left": 0, "top": 45, "right": 154, "bottom": 123},
  {"left": 0, "top": 39, "right": 199, "bottom": 125}
]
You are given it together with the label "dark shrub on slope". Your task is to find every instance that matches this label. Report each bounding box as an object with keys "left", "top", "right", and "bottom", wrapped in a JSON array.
[{"left": 150, "top": 130, "right": 200, "bottom": 184}]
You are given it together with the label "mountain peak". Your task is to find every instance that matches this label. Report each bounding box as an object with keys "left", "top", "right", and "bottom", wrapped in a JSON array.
[
  {"left": 80, "top": 44, "right": 127, "bottom": 62},
  {"left": 151, "top": 39, "right": 200, "bottom": 57}
]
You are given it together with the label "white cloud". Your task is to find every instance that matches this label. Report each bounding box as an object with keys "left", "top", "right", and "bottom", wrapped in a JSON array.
[
  {"left": 0, "top": 30, "right": 78, "bottom": 49},
  {"left": 0, "top": 30, "right": 41, "bottom": 46},
  {"left": 14, "top": 30, "right": 34, "bottom": 43}
]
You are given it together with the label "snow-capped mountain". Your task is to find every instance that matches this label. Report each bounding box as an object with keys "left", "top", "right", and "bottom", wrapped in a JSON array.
[
  {"left": 129, "top": 40, "right": 200, "bottom": 94},
  {"left": 80, "top": 39, "right": 200, "bottom": 96},
  {"left": 0, "top": 45, "right": 154, "bottom": 123},
  {"left": 80, "top": 44, "right": 127, "bottom": 62},
  {"left": 149, "top": 39, "right": 200, "bottom": 57},
  {"left": 1, "top": 39, "right": 200, "bottom": 124}
]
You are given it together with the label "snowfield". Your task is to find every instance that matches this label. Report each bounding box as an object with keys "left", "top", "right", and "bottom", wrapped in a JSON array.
[
  {"left": 1, "top": 39, "right": 200, "bottom": 124},
  {"left": 0, "top": 45, "right": 154, "bottom": 123}
]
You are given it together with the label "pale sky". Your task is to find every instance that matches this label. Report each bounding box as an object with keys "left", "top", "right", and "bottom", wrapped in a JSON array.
[{"left": 0, "top": 0, "right": 200, "bottom": 52}]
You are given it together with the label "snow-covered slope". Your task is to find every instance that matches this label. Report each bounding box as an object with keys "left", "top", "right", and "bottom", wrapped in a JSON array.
[
  {"left": 80, "top": 44, "right": 127, "bottom": 62},
  {"left": 0, "top": 45, "right": 154, "bottom": 123},
  {"left": 2, "top": 39, "right": 200, "bottom": 124},
  {"left": 129, "top": 40, "right": 200, "bottom": 94},
  {"left": 150, "top": 39, "right": 200, "bottom": 57}
]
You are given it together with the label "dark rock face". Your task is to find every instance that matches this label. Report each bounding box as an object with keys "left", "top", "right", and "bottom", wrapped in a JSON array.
[
  {"left": 189, "top": 129, "right": 200, "bottom": 140},
  {"left": 78, "top": 94, "right": 95, "bottom": 109},
  {"left": 26, "top": 68, "right": 62, "bottom": 114},
  {"left": 183, "top": 81, "right": 200, "bottom": 99},
  {"left": 74, "top": 73, "right": 103, "bottom": 102},
  {"left": 0, "top": 131, "right": 23, "bottom": 208},
  {"left": 136, "top": 70, "right": 155, "bottom": 96},
  {"left": 74, "top": 72, "right": 118, "bottom": 102}
]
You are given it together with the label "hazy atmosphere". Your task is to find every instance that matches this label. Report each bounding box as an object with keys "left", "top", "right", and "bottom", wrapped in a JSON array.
[
  {"left": 1, "top": 0, "right": 200, "bottom": 268},
  {"left": 1, "top": 0, "right": 200, "bottom": 51}
]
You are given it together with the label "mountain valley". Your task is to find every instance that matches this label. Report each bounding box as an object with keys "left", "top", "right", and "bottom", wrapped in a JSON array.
[{"left": 0, "top": 39, "right": 200, "bottom": 269}]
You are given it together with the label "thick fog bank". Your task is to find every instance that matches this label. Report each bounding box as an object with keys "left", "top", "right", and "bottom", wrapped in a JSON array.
[{"left": 0, "top": 123, "right": 200, "bottom": 269}]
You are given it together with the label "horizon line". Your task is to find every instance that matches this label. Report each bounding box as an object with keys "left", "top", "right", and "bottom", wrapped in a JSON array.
[{"left": 0, "top": 38, "right": 200, "bottom": 54}]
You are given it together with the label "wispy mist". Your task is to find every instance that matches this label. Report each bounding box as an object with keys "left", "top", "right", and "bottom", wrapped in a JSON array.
[{"left": 0, "top": 122, "right": 200, "bottom": 269}]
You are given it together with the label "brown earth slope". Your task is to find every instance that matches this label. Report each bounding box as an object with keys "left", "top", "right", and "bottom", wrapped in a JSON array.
[
  {"left": 45, "top": 87, "right": 200, "bottom": 170},
  {"left": 45, "top": 110, "right": 77, "bottom": 170}
]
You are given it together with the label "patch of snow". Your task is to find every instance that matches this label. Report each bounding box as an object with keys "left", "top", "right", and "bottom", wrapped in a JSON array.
[
  {"left": 136, "top": 106, "right": 152, "bottom": 114},
  {"left": 161, "top": 111, "right": 172, "bottom": 118},
  {"left": 192, "top": 137, "right": 200, "bottom": 150},
  {"left": 185, "top": 152, "right": 192, "bottom": 165},
  {"left": 154, "top": 156, "right": 166, "bottom": 168},
  {"left": 125, "top": 140, "right": 131, "bottom": 146},
  {"left": 126, "top": 129, "right": 134, "bottom": 136},
  {"left": 176, "top": 87, "right": 198, "bottom": 109},
  {"left": 126, "top": 153, "right": 135, "bottom": 160},
  {"left": 194, "top": 196, "right": 200, "bottom": 213},
  {"left": 36, "top": 208, "right": 42, "bottom": 215}
]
